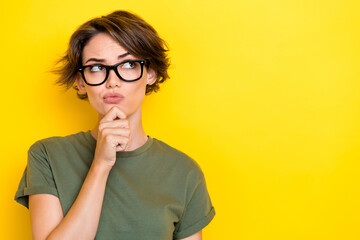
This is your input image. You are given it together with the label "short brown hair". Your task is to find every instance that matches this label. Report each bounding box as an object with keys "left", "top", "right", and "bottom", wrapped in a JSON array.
[{"left": 54, "top": 10, "right": 170, "bottom": 99}]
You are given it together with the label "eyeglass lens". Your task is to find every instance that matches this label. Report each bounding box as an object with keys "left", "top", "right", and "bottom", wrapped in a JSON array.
[{"left": 83, "top": 61, "right": 143, "bottom": 85}]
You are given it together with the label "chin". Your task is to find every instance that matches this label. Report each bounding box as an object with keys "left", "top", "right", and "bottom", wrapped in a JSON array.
[{"left": 99, "top": 104, "right": 128, "bottom": 118}]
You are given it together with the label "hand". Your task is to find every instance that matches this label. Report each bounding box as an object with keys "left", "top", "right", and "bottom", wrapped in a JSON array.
[{"left": 93, "top": 106, "right": 130, "bottom": 168}]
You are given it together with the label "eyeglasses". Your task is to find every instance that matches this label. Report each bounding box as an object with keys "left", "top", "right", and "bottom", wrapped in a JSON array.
[{"left": 78, "top": 59, "right": 148, "bottom": 86}]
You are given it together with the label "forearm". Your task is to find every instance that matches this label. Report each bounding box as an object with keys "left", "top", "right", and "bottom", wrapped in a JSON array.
[{"left": 47, "top": 162, "right": 111, "bottom": 240}]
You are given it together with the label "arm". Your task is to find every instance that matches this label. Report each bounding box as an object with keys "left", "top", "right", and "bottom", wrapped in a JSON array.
[
  {"left": 177, "top": 231, "right": 202, "bottom": 240},
  {"left": 29, "top": 107, "right": 129, "bottom": 240},
  {"left": 29, "top": 162, "right": 111, "bottom": 240}
]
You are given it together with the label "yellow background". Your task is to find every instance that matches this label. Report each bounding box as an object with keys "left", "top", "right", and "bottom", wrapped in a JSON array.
[{"left": 1, "top": 0, "right": 360, "bottom": 239}]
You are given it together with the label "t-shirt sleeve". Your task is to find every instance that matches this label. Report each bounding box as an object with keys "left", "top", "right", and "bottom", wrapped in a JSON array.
[
  {"left": 14, "top": 141, "right": 59, "bottom": 208},
  {"left": 173, "top": 171, "right": 216, "bottom": 239}
]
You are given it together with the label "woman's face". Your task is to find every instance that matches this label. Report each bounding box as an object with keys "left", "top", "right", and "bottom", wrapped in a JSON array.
[{"left": 76, "top": 33, "right": 156, "bottom": 118}]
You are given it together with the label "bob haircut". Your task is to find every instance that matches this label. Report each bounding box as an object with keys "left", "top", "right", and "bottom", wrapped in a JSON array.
[{"left": 55, "top": 10, "right": 170, "bottom": 99}]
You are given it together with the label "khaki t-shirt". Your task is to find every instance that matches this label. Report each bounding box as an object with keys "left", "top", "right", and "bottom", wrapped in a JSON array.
[{"left": 15, "top": 131, "right": 215, "bottom": 239}]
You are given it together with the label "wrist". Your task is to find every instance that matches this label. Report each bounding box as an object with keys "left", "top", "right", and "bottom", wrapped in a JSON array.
[{"left": 90, "top": 159, "right": 113, "bottom": 175}]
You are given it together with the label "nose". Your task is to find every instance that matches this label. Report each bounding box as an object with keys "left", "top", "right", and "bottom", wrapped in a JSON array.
[{"left": 106, "top": 68, "right": 122, "bottom": 88}]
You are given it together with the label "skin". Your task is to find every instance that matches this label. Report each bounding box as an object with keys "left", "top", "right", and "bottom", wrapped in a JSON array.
[{"left": 29, "top": 33, "right": 201, "bottom": 240}]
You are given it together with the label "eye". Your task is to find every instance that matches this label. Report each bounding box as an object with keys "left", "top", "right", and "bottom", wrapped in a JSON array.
[
  {"left": 90, "top": 65, "right": 104, "bottom": 72},
  {"left": 121, "top": 61, "right": 136, "bottom": 69}
]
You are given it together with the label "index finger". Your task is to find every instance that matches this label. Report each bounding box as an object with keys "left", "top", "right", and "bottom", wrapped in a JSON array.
[{"left": 101, "top": 106, "right": 127, "bottom": 122}]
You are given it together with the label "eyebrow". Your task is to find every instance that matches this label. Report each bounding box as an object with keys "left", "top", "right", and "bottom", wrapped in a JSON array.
[{"left": 85, "top": 52, "right": 130, "bottom": 64}]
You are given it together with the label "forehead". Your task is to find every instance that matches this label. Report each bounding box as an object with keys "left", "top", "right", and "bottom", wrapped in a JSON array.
[{"left": 82, "top": 33, "right": 130, "bottom": 61}]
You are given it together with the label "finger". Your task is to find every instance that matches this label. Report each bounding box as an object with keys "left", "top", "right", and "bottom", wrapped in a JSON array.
[
  {"left": 99, "top": 119, "right": 130, "bottom": 132},
  {"left": 99, "top": 128, "right": 131, "bottom": 138},
  {"left": 104, "top": 135, "right": 129, "bottom": 150},
  {"left": 115, "top": 143, "right": 127, "bottom": 152},
  {"left": 101, "top": 106, "right": 127, "bottom": 123}
]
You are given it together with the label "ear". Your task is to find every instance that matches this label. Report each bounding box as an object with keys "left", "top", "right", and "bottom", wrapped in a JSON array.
[
  {"left": 76, "top": 73, "right": 87, "bottom": 93},
  {"left": 146, "top": 68, "right": 157, "bottom": 86}
]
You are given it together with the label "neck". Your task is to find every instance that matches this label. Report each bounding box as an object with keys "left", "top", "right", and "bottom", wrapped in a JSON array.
[{"left": 91, "top": 106, "right": 148, "bottom": 151}]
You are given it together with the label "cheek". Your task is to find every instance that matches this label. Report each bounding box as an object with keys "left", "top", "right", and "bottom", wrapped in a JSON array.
[
  {"left": 125, "top": 81, "right": 147, "bottom": 109},
  {"left": 130, "top": 82, "right": 147, "bottom": 102},
  {"left": 131, "top": 76, "right": 148, "bottom": 94},
  {"left": 85, "top": 87, "right": 106, "bottom": 114}
]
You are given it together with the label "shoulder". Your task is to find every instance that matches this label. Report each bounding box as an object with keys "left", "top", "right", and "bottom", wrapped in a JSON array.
[
  {"left": 150, "top": 138, "right": 204, "bottom": 178},
  {"left": 29, "top": 131, "right": 92, "bottom": 154}
]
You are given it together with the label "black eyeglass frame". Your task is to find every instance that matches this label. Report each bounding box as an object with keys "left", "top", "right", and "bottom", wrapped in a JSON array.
[{"left": 78, "top": 59, "right": 148, "bottom": 86}]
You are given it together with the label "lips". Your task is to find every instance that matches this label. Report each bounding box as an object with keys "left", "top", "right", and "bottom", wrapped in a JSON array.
[{"left": 103, "top": 93, "right": 125, "bottom": 104}]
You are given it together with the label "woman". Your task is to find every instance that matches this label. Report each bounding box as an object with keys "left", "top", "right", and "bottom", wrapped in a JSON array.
[{"left": 15, "top": 10, "right": 215, "bottom": 240}]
